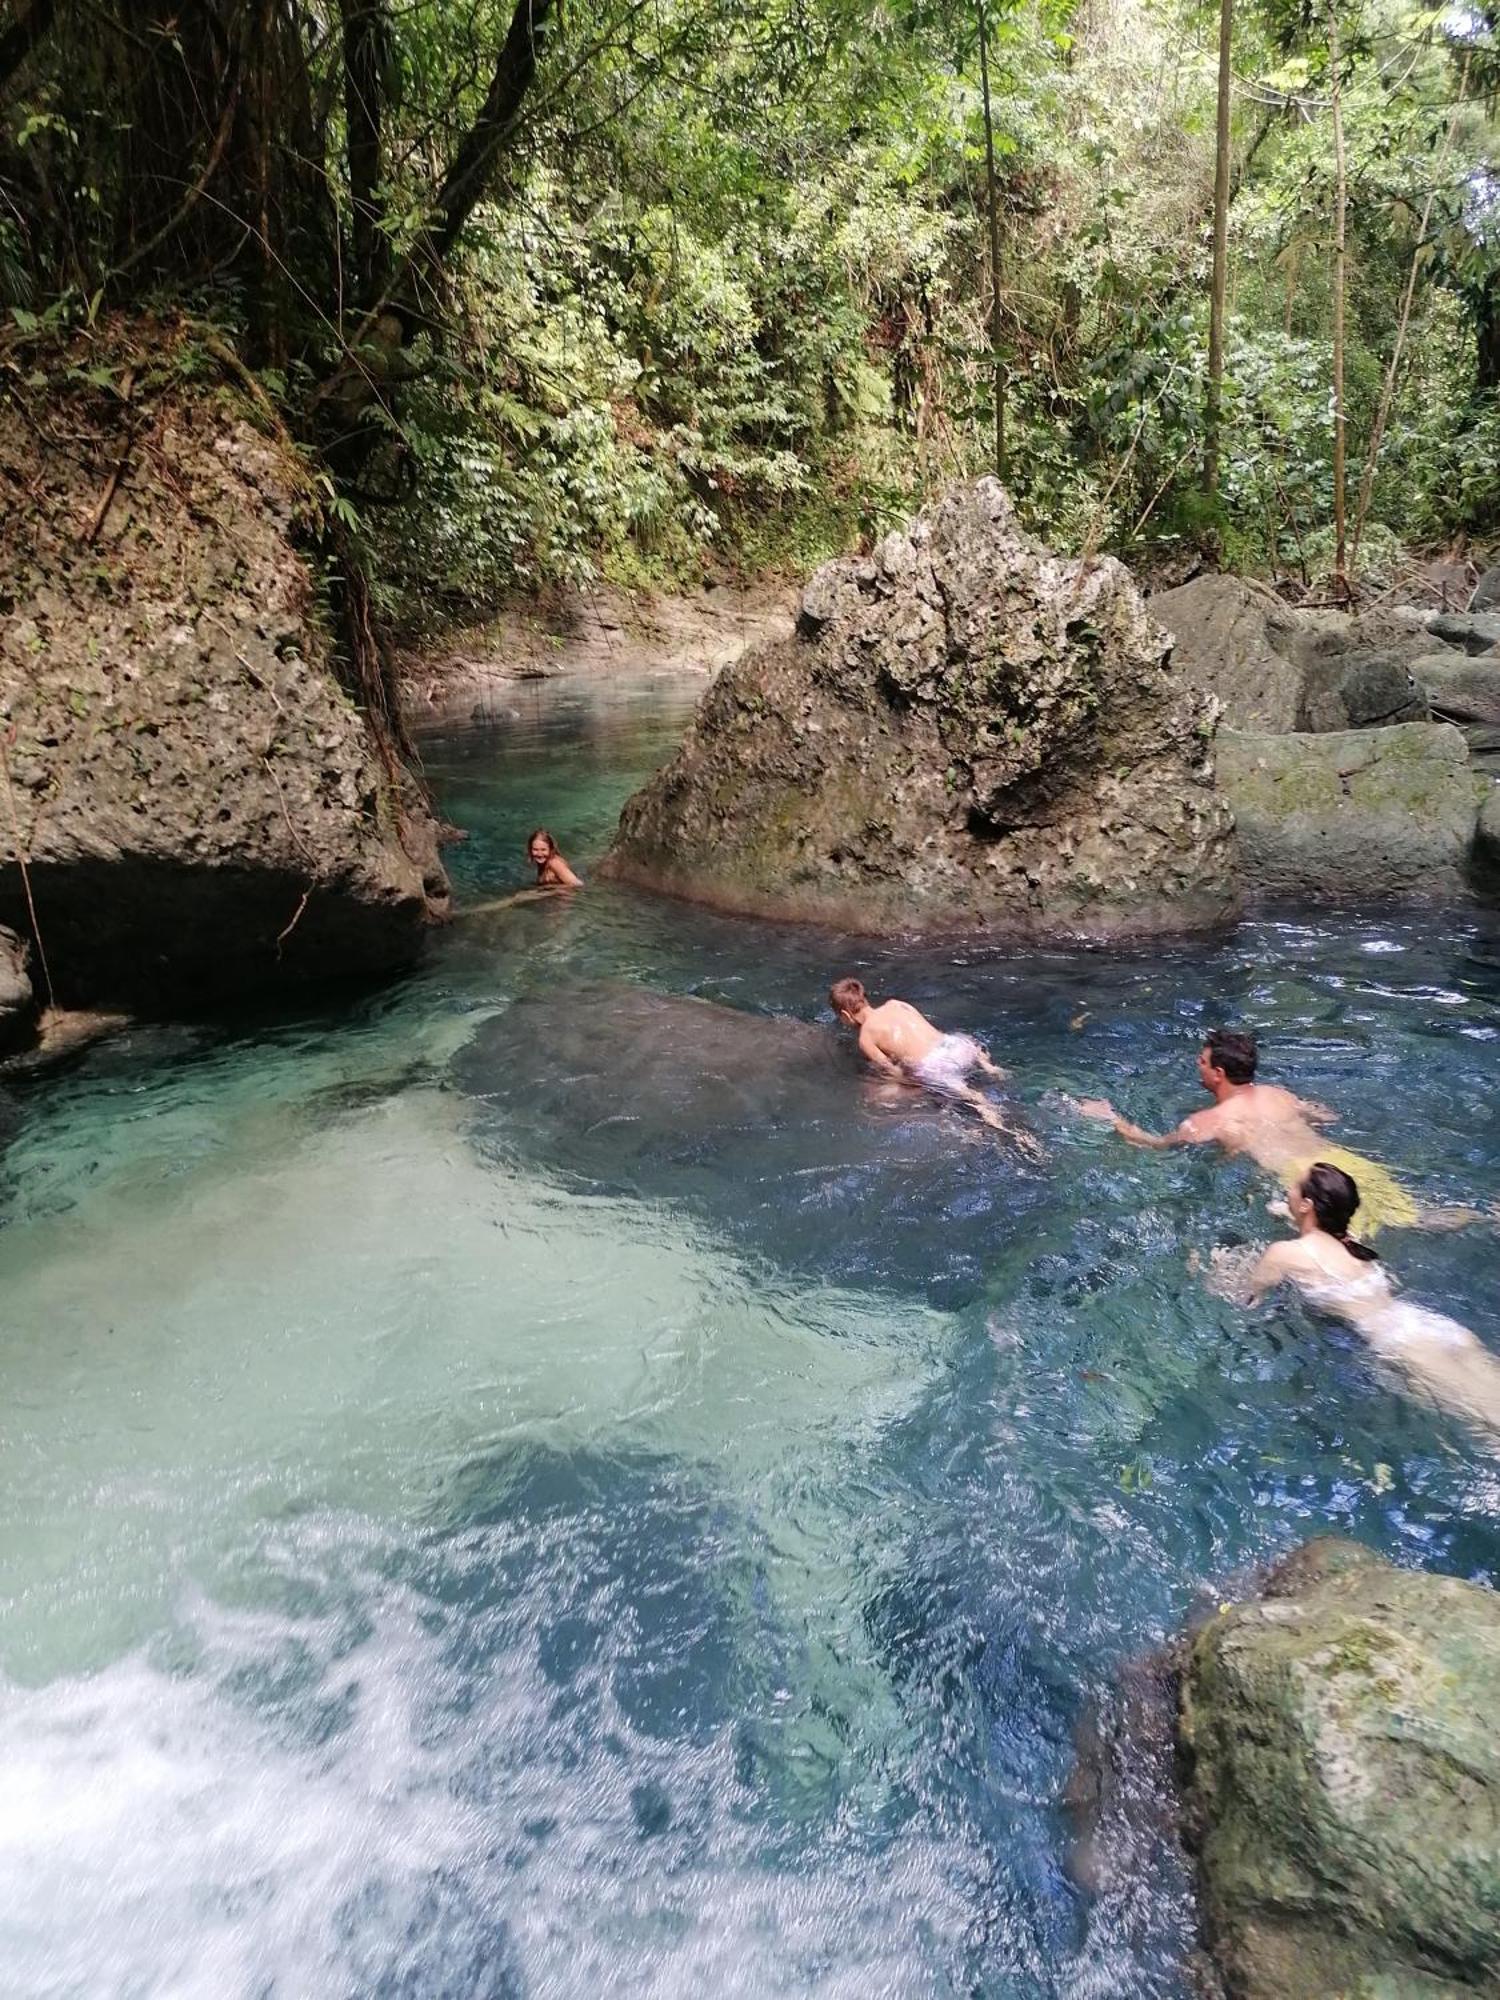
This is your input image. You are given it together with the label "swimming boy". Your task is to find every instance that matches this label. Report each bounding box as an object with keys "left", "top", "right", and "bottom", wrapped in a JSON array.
[
  {"left": 1074, "top": 1027, "right": 1423, "bottom": 1236},
  {"left": 829, "top": 977, "right": 1033, "bottom": 1147}
]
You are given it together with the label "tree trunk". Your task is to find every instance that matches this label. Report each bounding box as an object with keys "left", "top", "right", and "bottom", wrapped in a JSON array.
[
  {"left": 976, "top": 0, "right": 1006, "bottom": 481},
  {"left": 340, "top": 0, "right": 390, "bottom": 312},
  {"left": 0, "top": 0, "right": 57, "bottom": 100},
  {"left": 1478, "top": 273, "right": 1500, "bottom": 395},
  {"left": 1329, "top": 0, "right": 1348, "bottom": 603},
  {"left": 1204, "top": 0, "right": 1233, "bottom": 495}
]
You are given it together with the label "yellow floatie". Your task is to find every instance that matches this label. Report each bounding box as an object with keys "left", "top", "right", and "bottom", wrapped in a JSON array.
[{"left": 1283, "top": 1143, "right": 1421, "bottom": 1237}]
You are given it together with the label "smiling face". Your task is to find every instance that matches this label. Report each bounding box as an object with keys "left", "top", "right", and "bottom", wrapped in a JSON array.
[{"left": 528, "top": 835, "right": 555, "bottom": 868}]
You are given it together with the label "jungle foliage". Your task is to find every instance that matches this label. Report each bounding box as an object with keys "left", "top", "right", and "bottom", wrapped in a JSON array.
[{"left": 1, "top": 0, "right": 1497, "bottom": 620}]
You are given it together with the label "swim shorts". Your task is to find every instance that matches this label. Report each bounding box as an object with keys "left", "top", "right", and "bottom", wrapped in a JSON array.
[{"left": 914, "top": 1033, "right": 984, "bottom": 1097}]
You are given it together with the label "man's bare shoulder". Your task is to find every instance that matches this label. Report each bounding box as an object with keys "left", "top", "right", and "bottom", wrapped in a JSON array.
[{"left": 1246, "top": 1082, "right": 1315, "bottom": 1117}]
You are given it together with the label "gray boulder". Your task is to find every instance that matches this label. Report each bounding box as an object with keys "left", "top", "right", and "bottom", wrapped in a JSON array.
[
  {"left": 1299, "top": 647, "right": 1429, "bottom": 732},
  {"left": 1218, "top": 722, "right": 1484, "bottom": 901},
  {"left": 1152, "top": 575, "right": 1307, "bottom": 731},
  {"left": 607, "top": 480, "right": 1237, "bottom": 940},
  {"left": 1471, "top": 562, "right": 1500, "bottom": 612},
  {"left": 1179, "top": 1537, "right": 1500, "bottom": 2000},
  {"left": 1429, "top": 611, "right": 1500, "bottom": 656},
  {"left": 1413, "top": 653, "right": 1500, "bottom": 727}
]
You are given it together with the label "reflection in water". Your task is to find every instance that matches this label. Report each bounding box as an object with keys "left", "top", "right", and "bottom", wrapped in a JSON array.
[{"left": 0, "top": 671, "right": 1498, "bottom": 1996}]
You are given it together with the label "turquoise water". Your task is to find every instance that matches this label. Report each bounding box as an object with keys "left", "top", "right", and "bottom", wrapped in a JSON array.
[{"left": 2, "top": 669, "right": 1499, "bottom": 1997}]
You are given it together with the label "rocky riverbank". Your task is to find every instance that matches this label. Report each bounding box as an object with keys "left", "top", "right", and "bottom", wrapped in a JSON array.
[{"left": 396, "top": 581, "right": 797, "bottom": 725}]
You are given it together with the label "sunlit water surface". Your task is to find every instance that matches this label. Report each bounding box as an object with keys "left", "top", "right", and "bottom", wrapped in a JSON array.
[{"left": 3, "top": 671, "right": 1499, "bottom": 1997}]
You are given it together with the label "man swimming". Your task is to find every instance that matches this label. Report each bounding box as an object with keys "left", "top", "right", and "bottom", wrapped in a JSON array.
[
  {"left": 1074, "top": 1027, "right": 1423, "bottom": 1237},
  {"left": 829, "top": 977, "right": 1036, "bottom": 1150}
]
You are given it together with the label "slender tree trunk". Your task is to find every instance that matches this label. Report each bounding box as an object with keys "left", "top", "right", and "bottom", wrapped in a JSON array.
[
  {"left": 1329, "top": 0, "right": 1349, "bottom": 602},
  {"left": 340, "top": 0, "right": 390, "bottom": 312},
  {"left": 1204, "top": 0, "right": 1233, "bottom": 494},
  {"left": 1477, "top": 274, "right": 1500, "bottom": 395},
  {"left": 1351, "top": 54, "right": 1469, "bottom": 567},
  {"left": 976, "top": 0, "right": 1006, "bottom": 481}
]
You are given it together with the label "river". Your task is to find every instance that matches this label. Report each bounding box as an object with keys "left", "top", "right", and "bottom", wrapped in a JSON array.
[{"left": 2, "top": 670, "right": 1498, "bottom": 1996}]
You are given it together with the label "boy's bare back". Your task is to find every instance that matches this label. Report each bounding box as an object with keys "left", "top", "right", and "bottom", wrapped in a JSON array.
[{"left": 858, "top": 999, "right": 944, "bottom": 1074}]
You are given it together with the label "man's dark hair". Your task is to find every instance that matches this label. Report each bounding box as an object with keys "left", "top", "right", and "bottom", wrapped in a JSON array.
[{"left": 1205, "top": 1028, "right": 1257, "bottom": 1084}]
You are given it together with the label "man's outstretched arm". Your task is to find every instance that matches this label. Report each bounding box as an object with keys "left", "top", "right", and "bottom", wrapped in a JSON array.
[{"left": 1072, "top": 1098, "right": 1203, "bottom": 1150}]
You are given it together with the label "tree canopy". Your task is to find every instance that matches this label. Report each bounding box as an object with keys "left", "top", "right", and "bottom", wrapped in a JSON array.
[{"left": 2, "top": 0, "right": 1496, "bottom": 619}]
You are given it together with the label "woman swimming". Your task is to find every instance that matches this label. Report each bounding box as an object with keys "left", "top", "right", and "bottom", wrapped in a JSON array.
[{"left": 1234, "top": 1161, "right": 1500, "bottom": 1446}]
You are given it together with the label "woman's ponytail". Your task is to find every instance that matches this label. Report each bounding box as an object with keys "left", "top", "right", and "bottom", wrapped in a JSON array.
[{"left": 1303, "top": 1162, "right": 1379, "bottom": 1261}]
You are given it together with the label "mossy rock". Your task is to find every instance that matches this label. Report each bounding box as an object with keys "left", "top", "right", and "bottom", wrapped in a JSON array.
[
  {"left": 1217, "top": 724, "right": 1485, "bottom": 902},
  {"left": 1179, "top": 1538, "right": 1500, "bottom": 1999}
]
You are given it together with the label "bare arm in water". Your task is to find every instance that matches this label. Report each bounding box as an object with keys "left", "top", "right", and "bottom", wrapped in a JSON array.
[{"left": 1072, "top": 1098, "right": 1216, "bottom": 1150}]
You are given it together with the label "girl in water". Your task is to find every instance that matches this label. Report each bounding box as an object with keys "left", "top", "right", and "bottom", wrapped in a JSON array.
[{"left": 1232, "top": 1161, "right": 1500, "bottom": 1446}]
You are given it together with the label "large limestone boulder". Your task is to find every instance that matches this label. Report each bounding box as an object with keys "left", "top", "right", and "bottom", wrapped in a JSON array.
[
  {"left": 1179, "top": 1538, "right": 1500, "bottom": 2000},
  {"left": 1471, "top": 562, "right": 1500, "bottom": 612},
  {"left": 606, "top": 481, "right": 1237, "bottom": 938},
  {"left": 0, "top": 329, "right": 448, "bottom": 1010},
  {"left": 1150, "top": 575, "right": 1308, "bottom": 731},
  {"left": 1218, "top": 722, "right": 1484, "bottom": 901}
]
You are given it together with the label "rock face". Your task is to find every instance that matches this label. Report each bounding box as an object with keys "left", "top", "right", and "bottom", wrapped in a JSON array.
[
  {"left": 1471, "top": 563, "right": 1500, "bottom": 613},
  {"left": 0, "top": 924, "right": 37, "bottom": 1056},
  {"left": 606, "top": 480, "right": 1236, "bottom": 938},
  {"left": 1151, "top": 575, "right": 1309, "bottom": 731},
  {"left": 1179, "top": 1538, "right": 1500, "bottom": 2000},
  {"left": 1476, "top": 786, "right": 1500, "bottom": 883},
  {"left": 0, "top": 333, "right": 448, "bottom": 1012},
  {"left": 1217, "top": 723, "right": 1484, "bottom": 901}
]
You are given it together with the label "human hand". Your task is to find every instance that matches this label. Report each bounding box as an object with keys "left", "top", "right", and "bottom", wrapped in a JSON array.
[{"left": 1072, "top": 1097, "right": 1116, "bottom": 1123}]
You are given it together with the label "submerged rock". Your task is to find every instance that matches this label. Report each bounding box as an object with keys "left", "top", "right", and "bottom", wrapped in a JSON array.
[
  {"left": 453, "top": 981, "right": 1040, "bottom": 1290},
  {"left": 1178, "top": 1538, "right": 1500, "bottom": 1999},
  {"left": 606, "top": 480, "right": 1236, "bottom": 939},
  {"left": 1217, "top": 722, "right": 1484, "bottom": 902},
  {"left": 0, "top": 332, "right": 448, "bottom": 1012}
]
